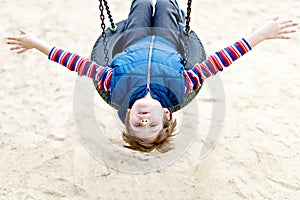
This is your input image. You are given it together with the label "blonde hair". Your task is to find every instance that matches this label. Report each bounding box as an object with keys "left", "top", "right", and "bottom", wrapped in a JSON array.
[{"left": 122, "top": 112, "right": 177, "bottom": 153}]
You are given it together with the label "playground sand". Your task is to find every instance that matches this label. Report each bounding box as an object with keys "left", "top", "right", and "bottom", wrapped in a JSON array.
[{"left": 1, "top": 0, "right": 300, "bottom": 199}]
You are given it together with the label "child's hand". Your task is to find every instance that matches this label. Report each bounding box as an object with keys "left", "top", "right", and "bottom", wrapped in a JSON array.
[
  {"left": 6, "top": 29, "right": 39, "bottom": 54},
  {"left": 247, "top": 16, "right": 298, "bottom": 48},
  {"left": 6, "top": 29, "right": 51, "bottom": 55},
  {"left": 259, "top": 16, "right": 298, "bottom": 40}
]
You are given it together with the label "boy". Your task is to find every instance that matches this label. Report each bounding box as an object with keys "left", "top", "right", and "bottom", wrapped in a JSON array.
[{"left": 6, "top": 0, "right": 298, "bottom": 153}]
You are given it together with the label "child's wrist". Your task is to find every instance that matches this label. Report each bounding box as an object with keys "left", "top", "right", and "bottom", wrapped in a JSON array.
[{"left": 247, "top": 31, "right": 265, "bottom": 48}]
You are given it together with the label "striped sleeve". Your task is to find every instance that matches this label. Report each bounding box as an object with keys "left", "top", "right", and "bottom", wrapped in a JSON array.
[
  {"left": 48, "top": 47, "right": 112, "bottom": 92},
  {"left": 184, "top": 38, "right": 252, "bottom": 94}
]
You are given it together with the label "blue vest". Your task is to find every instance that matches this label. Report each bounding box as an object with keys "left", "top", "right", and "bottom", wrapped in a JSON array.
[{"left": 108, "top": 36, "right": 186, "bottom": 122}]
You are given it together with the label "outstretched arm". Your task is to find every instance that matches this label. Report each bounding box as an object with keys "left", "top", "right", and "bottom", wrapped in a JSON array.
[
  {"left": 184, "top": 17, "right": 298, "bottom": 94},
  {"left": 6, "top": 29, "right": 112, "bottom": 92}
]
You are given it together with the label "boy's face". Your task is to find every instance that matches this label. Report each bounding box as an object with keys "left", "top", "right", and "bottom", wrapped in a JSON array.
[{"left": 127, "top": 94, "right": 170, "bottom": 143}]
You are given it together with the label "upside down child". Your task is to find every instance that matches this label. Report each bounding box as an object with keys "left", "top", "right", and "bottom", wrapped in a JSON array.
[{"left": 6, "top": 0, "right": 298, "bottom": 153}]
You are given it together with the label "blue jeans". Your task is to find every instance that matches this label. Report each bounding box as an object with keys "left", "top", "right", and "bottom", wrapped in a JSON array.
[{"left": 123, "top": 0, "right": 185, "bottom": 50}]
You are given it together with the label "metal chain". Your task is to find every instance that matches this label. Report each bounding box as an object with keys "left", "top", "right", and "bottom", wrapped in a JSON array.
[
  {"left": 103, "top": 0, "right": 116, "bottom": 31},
  {"left": 98, "top": 0, "right": 191, "bottom": 66},
  {"left": 99, "top": 0, "right": 109, "bottom": 66},
  {"left": 183, "top": 0, "right": 192, "bottom": 66}
]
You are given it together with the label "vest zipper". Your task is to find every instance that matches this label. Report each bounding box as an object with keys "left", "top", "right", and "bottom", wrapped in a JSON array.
[{"left": 147, "top": 36, "right": 155, "bottom": 90}]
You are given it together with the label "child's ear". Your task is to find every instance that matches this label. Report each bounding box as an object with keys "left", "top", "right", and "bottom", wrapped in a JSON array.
[
  {"left": 163, "top": 108, "right": 171, "bottom": 120},
  {"left": 126, "top": 109, "right": 131, "bottom": 115}
]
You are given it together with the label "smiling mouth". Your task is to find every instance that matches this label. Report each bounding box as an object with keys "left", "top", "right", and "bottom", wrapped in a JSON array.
[{"left": 139, "top": 112, "right": 149, "bottom": 115}]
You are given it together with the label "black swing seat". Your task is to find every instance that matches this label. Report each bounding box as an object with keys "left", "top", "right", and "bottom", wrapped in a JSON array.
[{"left": 91, "top": 20, "right": 206, "bottom": 111}]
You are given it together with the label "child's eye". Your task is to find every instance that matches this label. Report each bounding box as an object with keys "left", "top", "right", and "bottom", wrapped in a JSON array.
[
  {"left": 134, "top": 124, "right": 141, "bottom": 127},
  {"left": 150, "top": 124, "right": 157, "bottom": 127}
]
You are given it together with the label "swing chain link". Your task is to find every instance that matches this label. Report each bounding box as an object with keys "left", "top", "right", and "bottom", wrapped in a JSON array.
[
  {"left": 103, "top": 0, "right": 116, "bottom": 31},
  {"left": 99, "top": 0, "right": 109, "bottom": 66},
  {"left": 183, "top": 0, "right": 192, "bottom": 66}
]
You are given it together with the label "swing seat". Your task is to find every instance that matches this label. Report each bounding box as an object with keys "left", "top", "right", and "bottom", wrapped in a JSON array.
[
  {"left": 91, "top": 20, "right": 206, "bottom": 111},
  {"left": 92, "top": 20, "right": 126, "bottom": 66}
]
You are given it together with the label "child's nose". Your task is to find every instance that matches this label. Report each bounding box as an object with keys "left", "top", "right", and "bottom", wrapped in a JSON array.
[{"left": 141, "top": 119, "right": 149, "bottom": 126}]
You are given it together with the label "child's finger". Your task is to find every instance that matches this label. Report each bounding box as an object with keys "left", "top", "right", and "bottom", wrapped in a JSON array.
[
  {"left": 19, "top": 28, "right": 27, "bottom": 35},
  {"left": 281, "top": 19, "right": 295, "bottom": 26},
  {"left": 272, "top": 16, "right": 279, "bottom": 21},
  {"left": 6, "top": 36, "right": 22, "bottom": 42},
  {"left": 279, "top": 35, "right": 291, "bottom": 39},
  {"left": 288, "top": 28, "right": 296, "bottom": 32},
  {"left": 287, "top": 22, "right": 298, "bottom": 28},
  {"left": 280, "top": 29, "right": 296, "bottom": 35},
  {"left": 6, "top": 37, "right": 18, "bottom": 41},
  {"left": 283, "top": 23, "right": 297, "bottom": 30},
  {"left": 10, "top": 46, "right": 22, "bottom": 51},
  {"left": 6, "top": 40, "right": 20, "bottom": 45},
  {"left": 17, "top": 48, "right": 28, "bottom": 54}
]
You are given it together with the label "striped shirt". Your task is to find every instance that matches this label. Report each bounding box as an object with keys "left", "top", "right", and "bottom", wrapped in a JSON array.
[
  {"left": 48, "top": 47, "right": 112, "bottom": 92},
  {"left": 184, "top": 38, "right": 251, "bottom": 93},
  {"left": 48, "top": 38, "right": 251, "bottom": 94}
]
